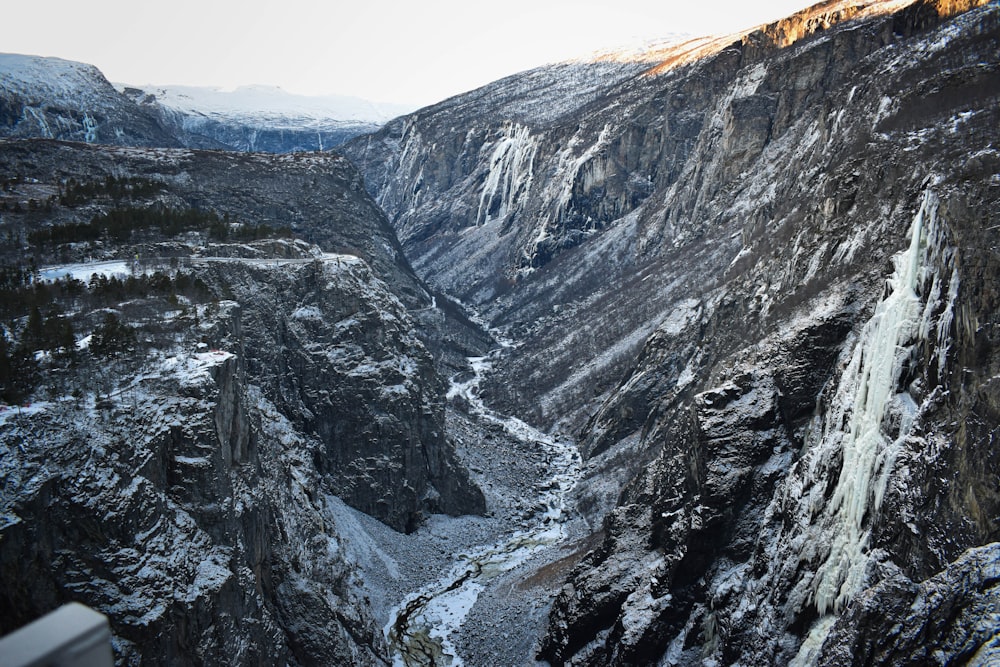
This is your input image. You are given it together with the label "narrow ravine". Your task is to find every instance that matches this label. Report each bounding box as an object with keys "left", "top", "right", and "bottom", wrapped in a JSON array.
[{"left": 386, "top": 351, "right": 582, "bottom": 666}]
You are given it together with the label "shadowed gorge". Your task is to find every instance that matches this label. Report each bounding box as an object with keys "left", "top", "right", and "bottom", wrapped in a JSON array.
[{"left": 1, "top": 1, "right": 998, "bottom": 665}]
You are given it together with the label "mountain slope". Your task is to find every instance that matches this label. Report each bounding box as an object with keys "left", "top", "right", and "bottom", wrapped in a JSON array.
[
  {"left": 0, "top": 139, "right": 486, "bottom": 663},
  {"left": 0, "top": 54, "right": 180, "bottom": 147},
  {"left": 342, "top": 0, "right": 1000, "bottom": 664}
]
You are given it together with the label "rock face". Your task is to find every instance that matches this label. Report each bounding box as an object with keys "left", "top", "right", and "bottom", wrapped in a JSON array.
[
  {"left": 197, "top": 258, "right": 483, "bottom": 532},
  {"left": 343, "top": 0, "right": 1000, "bottom": 664},
  {"left": 0, "top": 140, "right": 483, "bottom": 663},
  {"left": 0, "top": 54, "right": 179, "bottom": 147},
  {"left": 0, "top": 306, "right": 389, "bottom": 665}
]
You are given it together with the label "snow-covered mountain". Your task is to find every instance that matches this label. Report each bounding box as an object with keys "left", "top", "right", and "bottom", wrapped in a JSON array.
[
  {"left": 123, "top": 83, "right": 411, "bottom": 124},
  {"left": 120, "top": 84, "right": 415, "bottom": 152},
  {"left": 1, "top": 0, "right": 999, "bottom": 665},
  {"left": 0, "top": 53, "right": 179, "bottom": 146},
  {"left": 0, "top": 54, "right": 411, "bottom": 152}
]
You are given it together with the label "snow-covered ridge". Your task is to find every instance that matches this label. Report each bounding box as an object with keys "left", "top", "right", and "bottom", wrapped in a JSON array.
[
  {"left": 0, "top": 53, "right": 114, "bottom": 103},
  {"left": 573, "top": 34, "right": 692, "bottom": 64},
  {"left": 120, "top": 83, "right": 415, "bottom": 125}
]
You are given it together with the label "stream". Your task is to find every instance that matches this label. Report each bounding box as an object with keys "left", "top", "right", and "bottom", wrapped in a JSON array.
[{"left": 386, "top": 352, "right": 582, "bottom": 666}]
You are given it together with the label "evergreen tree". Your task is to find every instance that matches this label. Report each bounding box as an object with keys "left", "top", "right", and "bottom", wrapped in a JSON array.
[
  {"left": 90, "top": 312, "right": 135, "bottom": 358},
  {"left": 0, "top": 334, "right": 38, "bottom": 404},
  {"left": 45, "top": 313, "right": 76, "bottom": 360},
  {"left": 22, "top": 305, "right": 44, "bottom": 353}
]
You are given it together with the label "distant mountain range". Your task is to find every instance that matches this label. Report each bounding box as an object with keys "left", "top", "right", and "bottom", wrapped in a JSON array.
[
  {"left": 0, "top": 53, "right": 414, "bottom": 152},
  {"left": 0, "top": 53, "right": 180, "bottom": 147},
  {"left": 119, "top": 83, "right": 415, "bottom": 152}
]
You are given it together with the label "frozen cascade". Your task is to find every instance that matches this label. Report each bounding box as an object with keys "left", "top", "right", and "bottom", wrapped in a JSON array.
[
  {"left": 388, "top": 351, "right": 581, "bottom": 666},
  {"left": 790, "top": 189, "right": 957, "bottom": 666},
  {"left": 82, "top": 112, "right": 98, "bottom": 143},
  {"left": 475, "top": 123, "right": 538, "bottom": 226}
]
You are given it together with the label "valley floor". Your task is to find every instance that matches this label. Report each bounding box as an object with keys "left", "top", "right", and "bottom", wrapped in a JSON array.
[{"left": 333, "top": 349, "right": 590, "bottom": 666}]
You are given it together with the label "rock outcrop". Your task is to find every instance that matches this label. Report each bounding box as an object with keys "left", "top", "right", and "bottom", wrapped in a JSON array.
[
  {"left": 0, "top": 311, "right": 389, "bottom": 665},
  {"left": 343, "top": 0, "right": 1000, "bottom": 664},
  {"left": 0, "top": 139, "right": 484, "bottom": 663},
  {"left": 196, "top": 257, "right": 484, "bottom": 532}
]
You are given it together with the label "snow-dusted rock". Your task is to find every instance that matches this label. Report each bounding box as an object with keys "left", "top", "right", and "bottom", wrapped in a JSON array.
[
  {"left": 345, "top": 1, "right": 1000, "bottom": 664},
  {"left": 0, "top": 54, "right": 178, "bottom": 147}
]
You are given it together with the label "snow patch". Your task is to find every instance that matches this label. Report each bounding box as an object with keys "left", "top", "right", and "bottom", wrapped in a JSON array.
[
  {"left": 39, "top": 261, "right": 132, "bottom": 283},
  {"left": 290, "top": 305, "right": 324, "bottom": 321}
]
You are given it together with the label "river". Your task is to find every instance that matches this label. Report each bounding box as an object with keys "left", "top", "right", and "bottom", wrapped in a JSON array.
[{"left": 386, "top": 352, "right": 582, "bottom": 666}]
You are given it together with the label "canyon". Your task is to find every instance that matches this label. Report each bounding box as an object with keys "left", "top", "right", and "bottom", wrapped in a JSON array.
[{"left": 1, "top": 0, "right": 998, "bottom": 665}]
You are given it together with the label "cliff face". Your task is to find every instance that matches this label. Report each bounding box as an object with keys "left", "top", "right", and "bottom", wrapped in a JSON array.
[
  {"left": 342, "top": 0, "right": 998, "bottom": 431},
  {"left": 196, "top": 258, "right": 483, "bottom": 532},
  {"left": 0, "top": 140, "right": 484, "bottom": 663},
  {"left": 343, "top": 0, "right": 1000, "bottom": 663},
  {"left": 0, "top": 54, "right": 179, "bottom": 147}
]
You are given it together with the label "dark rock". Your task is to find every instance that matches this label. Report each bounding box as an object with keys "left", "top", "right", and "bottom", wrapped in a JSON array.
[
  {"left": 343, "top": 2, "right": 1000, "bottom": 664},
  {"left": 817, "top": 544, "right": 1000, "bottom": 666}
]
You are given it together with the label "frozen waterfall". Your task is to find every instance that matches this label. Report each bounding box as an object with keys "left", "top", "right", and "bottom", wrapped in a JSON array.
[{"left": 791, "top": 189, "right": 958, "bottom": 665}]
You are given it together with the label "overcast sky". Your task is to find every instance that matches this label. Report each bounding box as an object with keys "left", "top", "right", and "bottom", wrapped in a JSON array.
[{"left": 6, "top": 0, "right": 815, "bottom": 107}]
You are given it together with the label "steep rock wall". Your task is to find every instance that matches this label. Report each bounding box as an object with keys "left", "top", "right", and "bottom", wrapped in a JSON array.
[
  {"left": 197, "top": 258, "right": 484, "bottom": 532},
  {"left": 343, "top": 1, "right": 999, "bottom": 663}
]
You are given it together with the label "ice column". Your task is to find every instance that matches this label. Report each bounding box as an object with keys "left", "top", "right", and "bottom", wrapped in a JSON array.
[
  {"left": 792, "top": 190, "right": 951, "bottom": 666},
  {"left": 476, "top": 123, "right": 537, "bottom": 226}
]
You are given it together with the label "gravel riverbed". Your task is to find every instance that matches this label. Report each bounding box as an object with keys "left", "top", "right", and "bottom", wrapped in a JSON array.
[{"left": 328, "top": 353, "right": 588, "bottom": 666}]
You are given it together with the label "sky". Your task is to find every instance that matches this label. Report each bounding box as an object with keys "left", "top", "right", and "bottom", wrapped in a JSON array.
[{"left": 5, "top": 0, "right": 816, "bottom": 108}]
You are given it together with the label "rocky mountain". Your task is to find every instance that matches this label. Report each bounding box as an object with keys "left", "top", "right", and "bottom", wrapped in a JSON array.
[
  {"left": 0, "top": 54, "right": 407, "bottom": 152},
  {"left": 0, "top": 54, "right": 180, "bottom": 147},
  {"left": 0, "top": 139, "right": 486, "bottom": 663},
  {"left": 341, "top": 0, "right": 1000, "bottom": 664},
  {"left": 119, "top": 84, "right": 414, "bottom": 153},
  {"left": 2, "top": 0, "right": 999, "bottom": 665}
]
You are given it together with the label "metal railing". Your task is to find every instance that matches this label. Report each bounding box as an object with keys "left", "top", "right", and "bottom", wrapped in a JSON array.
[{"left": 0, "top": 603, "right": 113, "bottom": 667}]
